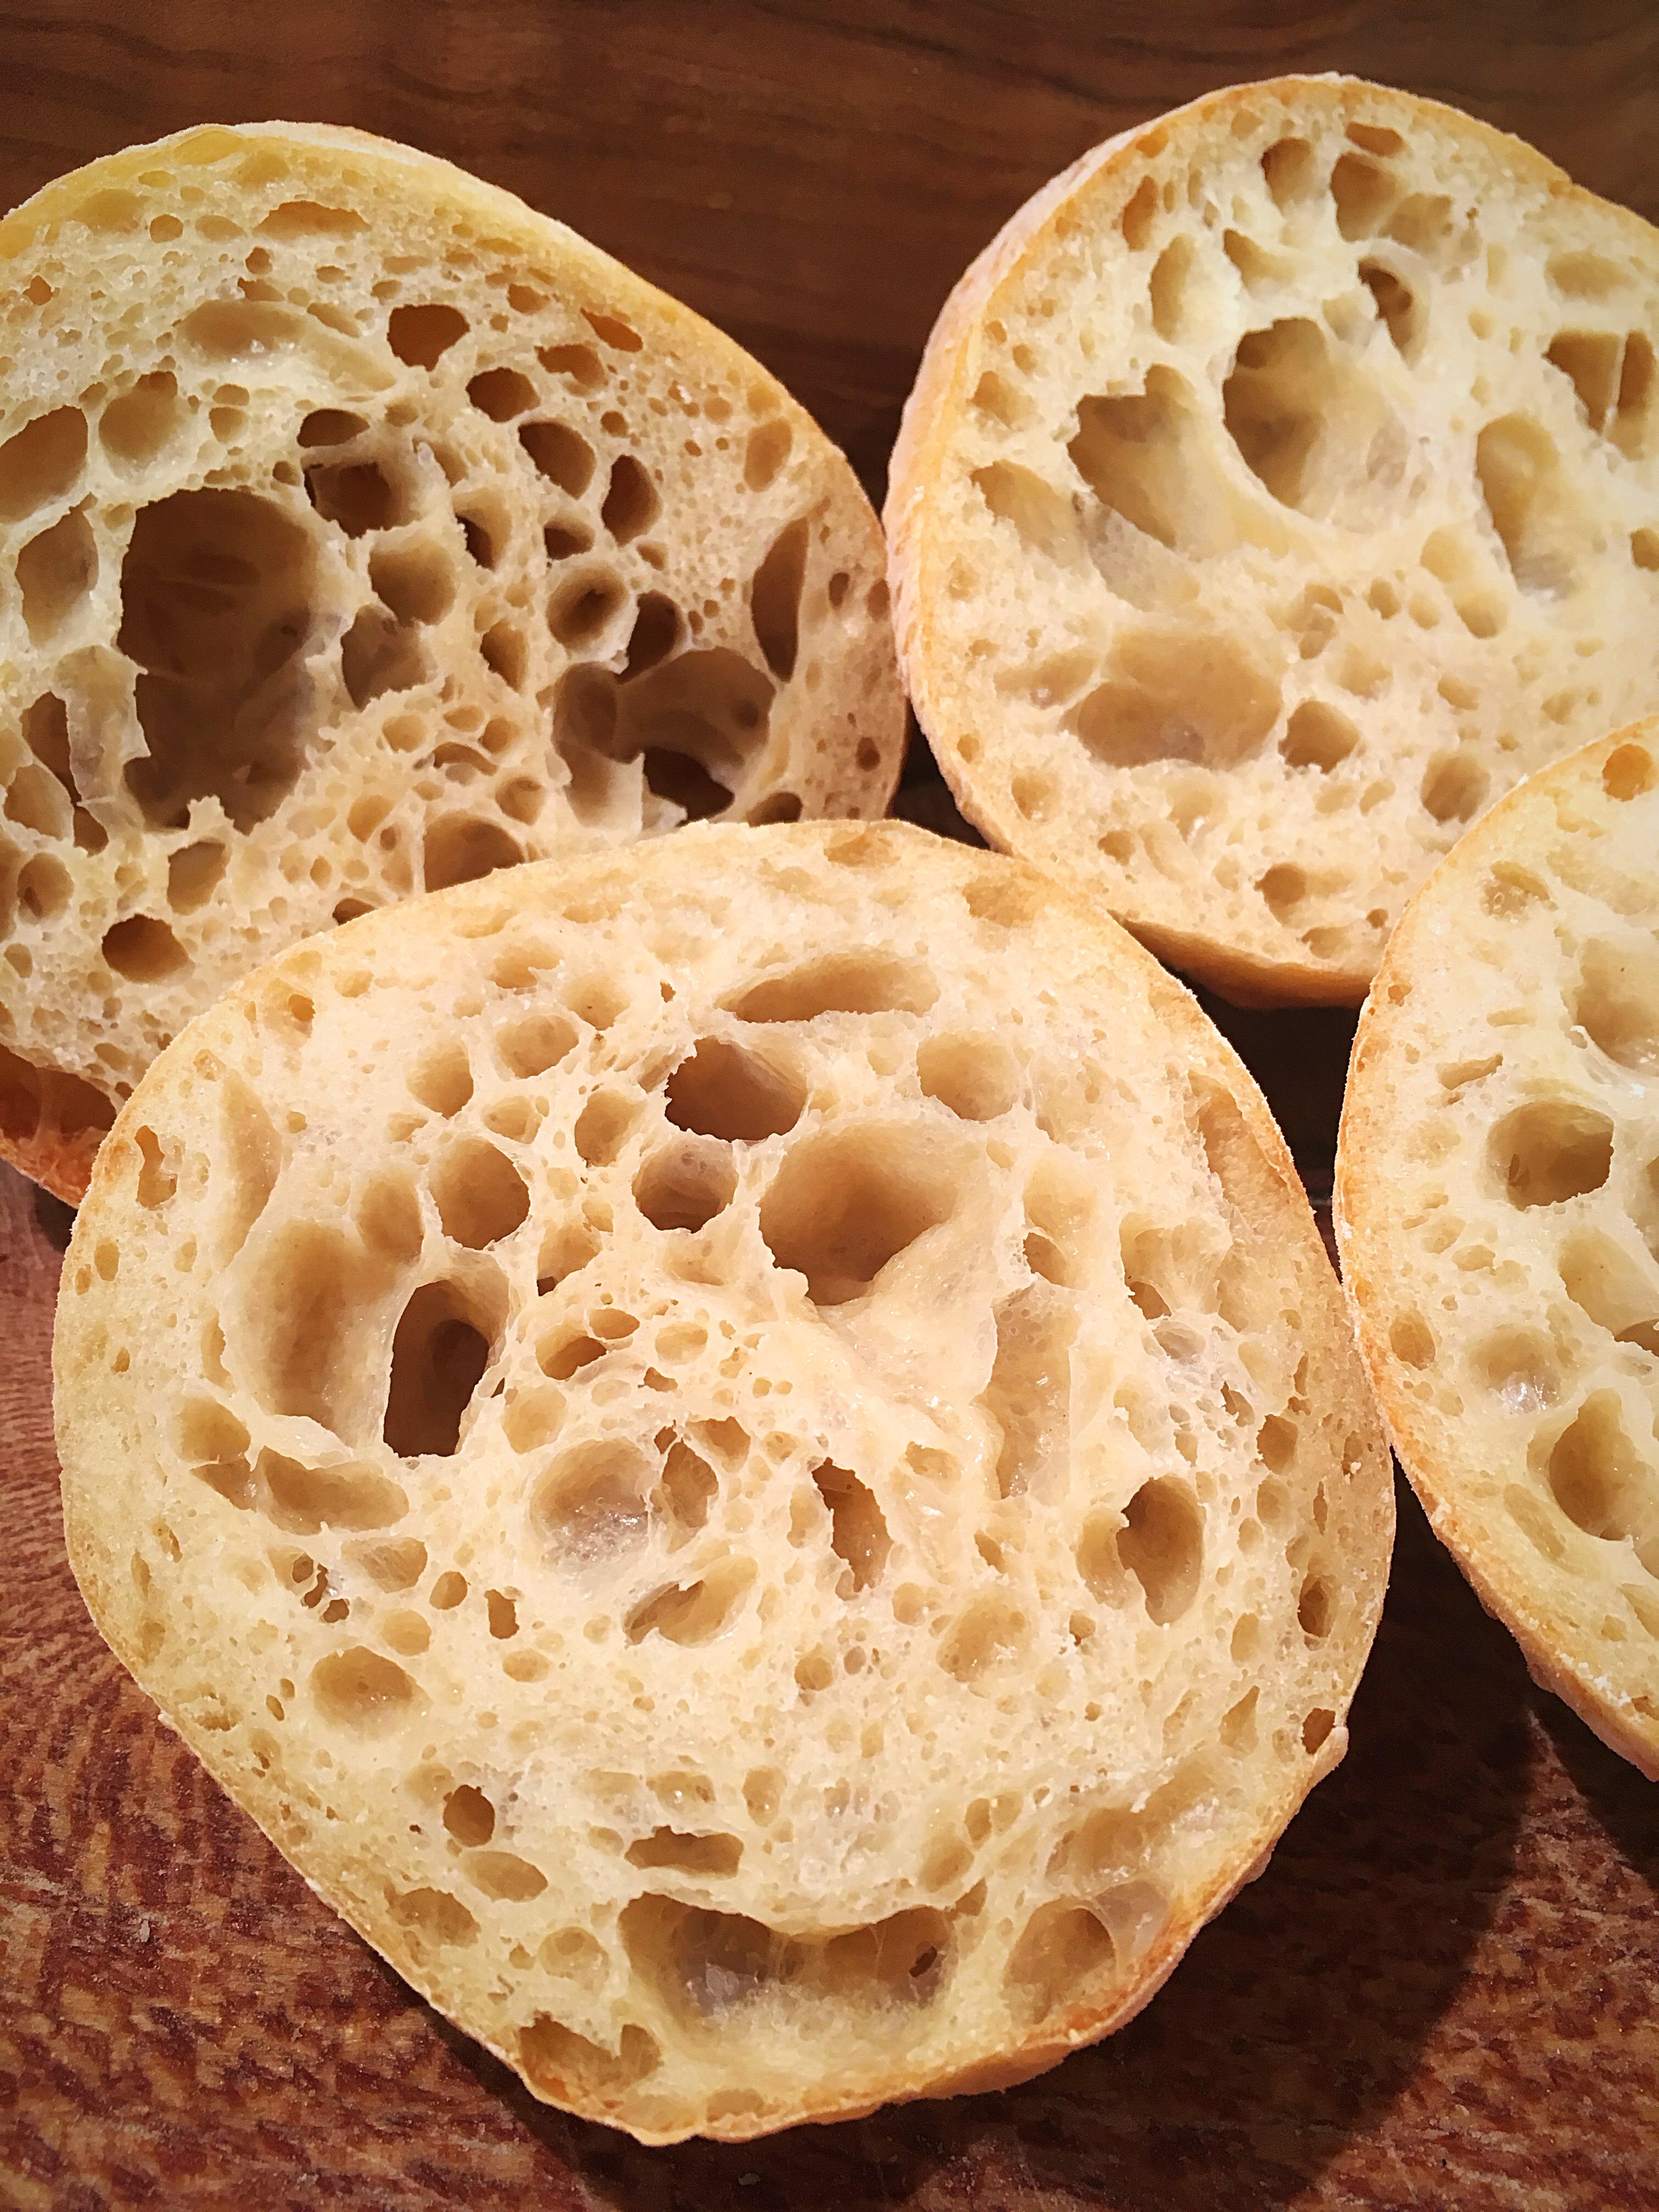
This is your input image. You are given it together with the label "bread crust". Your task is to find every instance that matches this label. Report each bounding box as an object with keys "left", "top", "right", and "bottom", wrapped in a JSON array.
[
  {"left": 888, "top": 76, "right": 1659, "bottom": 1006},
  {"left": 0, "top": 122, "right": 902, "bottom": 1202},
  {"left": 55, "top": 821, "right": 1391, "bottom": 2141},
  {"left": 1336, "top": 721, "right": 1659, "bottom": 1777}
]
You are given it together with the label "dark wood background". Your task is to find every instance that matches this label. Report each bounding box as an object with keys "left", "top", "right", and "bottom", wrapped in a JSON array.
[{"left": 3, "top": 5, "right": 1657, "bottom": 2207}]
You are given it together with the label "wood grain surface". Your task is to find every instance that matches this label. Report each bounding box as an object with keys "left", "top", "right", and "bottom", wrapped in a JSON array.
[{"left": 2, "top": 4, "right": 1658, "bottom": 2205}]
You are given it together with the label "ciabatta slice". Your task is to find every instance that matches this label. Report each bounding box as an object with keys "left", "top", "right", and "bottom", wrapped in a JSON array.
[
  {"left": 887, "top": 76, "right": 1659, "bottom": 1006},
  {"left": 1337, "top": 722, "right": 1659, "bottom": 1775},
  {"left": 0, "top": 123, "right": 901, "bottom": 1201},
  {"left": 56, "top": 822, "right": 1391, "bottom": 2143}
]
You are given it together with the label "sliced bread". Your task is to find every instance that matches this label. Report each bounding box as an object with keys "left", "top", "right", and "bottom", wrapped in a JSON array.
[
  {"left": 55, "top": 821, "right": 1392, "bottom": 2142},
  {"left": 0, "top": 123, "right": 902, "bottom": 1201},
  {"left": 1336, "top": 722, "right": 1659, "bottom": 1775},
  {"left": 887, "top": 75, "right": 1659, "bottom": 1006}
]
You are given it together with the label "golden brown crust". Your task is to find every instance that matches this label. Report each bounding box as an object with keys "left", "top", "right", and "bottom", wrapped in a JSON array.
[
  {"left": 1336, "top": 721, "right": 1659, "bottom": 1778},
  {"left": 888, "top": 75, "right": 1659, "bottom": 1006}
]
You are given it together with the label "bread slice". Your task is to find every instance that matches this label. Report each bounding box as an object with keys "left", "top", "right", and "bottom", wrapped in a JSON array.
[
  {"left": 55, "top": 821, "right": 1392, "bottom": 2143},
  {"left": 887, "top": 75, "right": 1659, "bottom": 1007},
  {"left": 1336, "top": 722, "right": 1659, "bottom": 1776},
  {"left": 0, "top": 124, "right": 902, "bottom": 1204}
]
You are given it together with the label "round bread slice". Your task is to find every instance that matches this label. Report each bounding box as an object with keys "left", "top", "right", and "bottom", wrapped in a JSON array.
[
  {"left": 55, "top": 821, "right": 1391, "bottom": 2143},
  {"left": 0, "top": 123, "right": 902, "bottom": 1204},
  {"left": 887, "top": 75, "right": 1659, "bottom": 1008},
  {"left": 1336, "top": 723, "right": 1659, "bottom": 1776}
]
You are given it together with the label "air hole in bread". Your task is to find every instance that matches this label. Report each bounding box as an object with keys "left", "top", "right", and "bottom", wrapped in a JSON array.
[
  {"left": 370, "top": 539, "right": 455, "bottom": 626},
  {"left": 0, "top": 407, "right": 86, "bottom": 520},
  {"left": 18, "top": 854, "right": 71, "bottom": 921},
  {"left": 383, "top": 1280, "right": 492, "bottom": 1456},
  {"left": 744, "top": 417, "right": 792, "bottom": 493},
  {"left": 408, "top": 1040, "right": 473, "bottom": 1117},
  {"left": 1330, "top": 151, "right": 1398, "bottom": 239},
  {"left": 518, "top": 2016, "right": 661, "bottom": 2098},
  {"left": 1003, "top": 1900, "right": 1116, "bottom": 2022},
  {"left": 1119, "top": 1476, "right": 1203, "bottom": 1623},
  {"left": 242, "top": 1218, "right": 406, "bottom": 1436},
  {"left": 760, "top": 1124, "right": 955, "bottom": 1305},
  {"left": 306, "top": 458, "right": 398, "bottom": 538},
  {"left": 469, "top": 1850, "right": 548, "bottom": 1900},
  {"left": 1149, "top": 237, "right": 1198, "bottom": 343},
  {"left": 538, "top": 340, "right": 606, "bottom": 388},
  {"left": 1302, "top": 1707, "right": 1336, "bottom": 1753},
  {"left": 1261, "top": 135, "right": 1316, "bottom": 208},
  {"left": 1419, "top": 751, "right": 1488, "bottom": 822},
  {"left": 972, "top": 462, "right": 1084, "bottom": 568},
  {"left": 811, "top": 1462, "right": 890, "bottom": 1592},
  {"left": 1280, "top": 699, "right": 1359, "bottom": 771},
  {"left": 533, "top": 1439, "right": 652, "bottom": 1564},
  {"left": 423, "top": 814, "right": 522, "bottom": 890},
  {"left": 503, "top": 1382, "right": 565, "bottom": 1454},
  {"left": 467, "top": 366, "right": 537, "bottom": 421},
  {"left": 1070, "top": 626, "right": 1280, "bottom": 771},
  {"left": 626, "top": 1827, "right": 743, "bottom": 1875},
  {"left": 99, "top": 374, "right": 184, "bottom": 469},
  {"left": 432, "top": 1139, "right": 528, "bottom": 1247},
  {"left": 430, "top": 1570, "right": 467, "bottom": 1609},
  {"left": 1069, "top": 369, "right": 1234, "bottom": 557},
  {"left": 1359, "top": 261, "right": 1419, "bottom": 357},
  {"left": 342, "top": 1533, "right": 426, "bottom": 1594},
  {"left": 342, "top": 603, "right": 427, "bottom": 708},
  {"left": 1471, "top": 1327, "right": 1561, "bottom": 1412},
  {"left": 656, "top": 1439, "right": 718, "bottom": 1536},
  {"left": 443, "top": 1784, "right": 495, "bottom": 1845},
  {"left": 297, "top": 408, "right": 369, "bottom": 449},
  {"left": 1475, "top": 416, "right": 1580, "bottom": 597},
  {"left": 625, "top": 1558, "right": 755, "bottom": 1645},
  {"left": 732, "top": 951, "right": 937, "bottom": 1024},
  {"left": 749, "top": 517, "right": 809, "bottom": 684},
  {"left": 1547, "top": 330, "right": 1623, "bottom": 431},
  {"left": 602, "top": 454, "right": 659, "bottom": 544},
  {"left": 1488, "top": 1098, "right": 1613, "bottom": 1208},
  {"left": 1223, "top": 319, "right": 1406, "bottom": 522},
  {"left": 917, "top": 1033, "right": 1018, "bottom": 1121},
  {"left": 387, "top": 302, "right": 468, "bottom": 370},
  {"left": 259, "top": 1451, "right": 409, "bottom": 1534},
  {"left": 119, "top": 488, "right": 318, "bottom": 830},
  {"left": 1297, "top": 1571, "right": 1334, "bottom": 1639},
  {"left": 1558, "top": 1229, "right": 1659, "bottom": 1353},
  {"left": 1571, "top": 938, "right": 1659, "bottom": 1073},
  {"left": 167, "top": 840, "right": 228, "bottom": 912},
  {"left": 1603, "top": 742, "right": 1656, "bottom": 800},
  {"left": 573, "top": 1090, "right": 639, "bottom": 1170},
  {"left": 354, "top": 1170, "right": 422, "bottom": 1265},
  {"left": 665, "top": 1037, "right": 803, "bottom": 1143},
  {"left": 520, "top": 418, "right": 595, "bottom": 498},
  {"left": 981, "top": 1284, "right": 1077, "bottom": 1496},
  {"left": 499, "top": 1011, "right": 577, "bottom": 1081},
  {"left": 1544, "top": 1395, "right": 1657, "bottom": 1570},
  {"left": 623, "top": 592, "right": 680, "bottom": 679},
  {"left": 388, "top": 1885, "right": 478, "bottom": 1951},
  {"left": 549, "top": 562, "right": 625, "bottom": 650},
  {"left": 18, "top": 506, "right": 97, "bottom": 643},
  {"left": 312, "top": 1645, "right": 422, "bottom": 1733},
  {"left": 634, "top": 1136, "right": 736, "bottom": 1233},
  {"left": 939, "top": 1594, "right": 1026, "bottom": 1683}
]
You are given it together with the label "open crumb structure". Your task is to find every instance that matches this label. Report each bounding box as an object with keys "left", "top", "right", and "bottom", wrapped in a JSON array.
[
  {"left": 1338, "top": 722, "right": 1659, "bottom": 1776},
  {"left": 887, "top": 75, "right": 1659, "bottom": 1006},
  {"left": 55, "top": 822, "right": 1392, "bottom": 2143},
  {"left": 0, "top": 123, "right": 901, "bottom": 1202}
]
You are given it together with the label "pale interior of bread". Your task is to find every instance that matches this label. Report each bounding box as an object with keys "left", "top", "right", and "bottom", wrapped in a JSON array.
[
  {"left": 0, "top": 124, "right": 899, "bottom": 1194},
  {"left": 891, "top": 77, "right": 1659, "bottom": 1003},
  {"left": 1337, "top": 726, "right": 1659, "bottom": 1772},
  {"left": 55, "top": 822, "right": 1391, "bottom": 2143}
]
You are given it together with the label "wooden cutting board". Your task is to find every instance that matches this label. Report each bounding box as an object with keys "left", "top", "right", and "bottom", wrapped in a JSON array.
[{"left": 2, "top": 5, "right": 1658, "bottom": 2203}]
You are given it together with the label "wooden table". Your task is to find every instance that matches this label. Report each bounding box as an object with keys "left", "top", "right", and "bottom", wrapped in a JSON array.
[{"left": 3, "top": 6, "right": 1657, "bottom": 2206}]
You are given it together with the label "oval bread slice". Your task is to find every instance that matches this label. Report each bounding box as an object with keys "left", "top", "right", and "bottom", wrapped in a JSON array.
[
  {"left": 887, "top": 75, "right": 1659, "bottom": 1006},
  {"left": 0, "top": 123, "right": 902, "bottom": 1203},
  {"left": 1336, "top": 723, "right": 1659, "bottom": 1776},
  {"left": 55, "top": 821, "right": 1392, "bottom": 2143}
]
